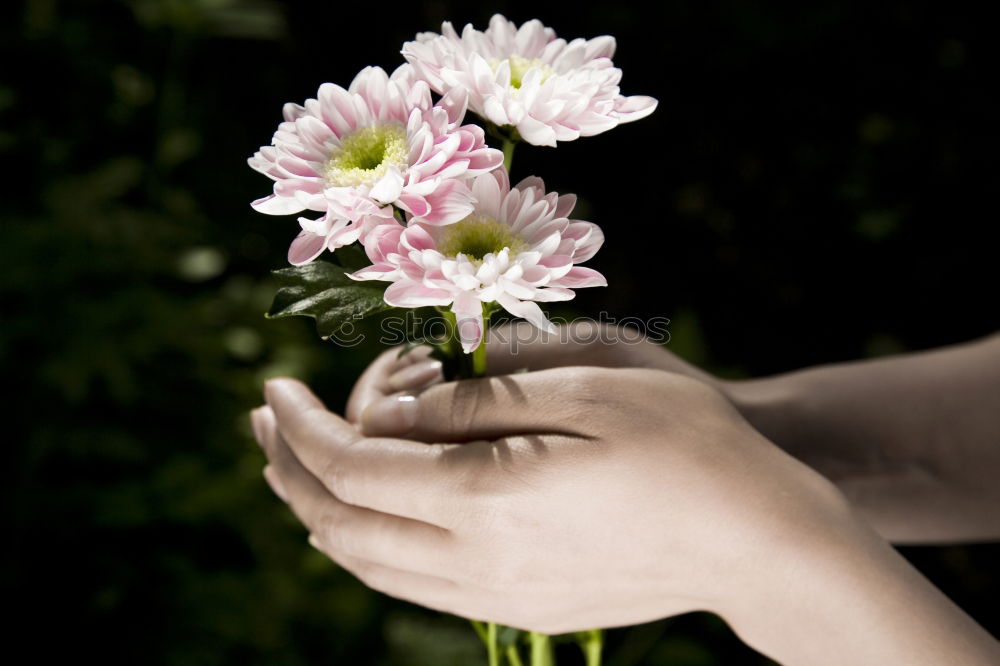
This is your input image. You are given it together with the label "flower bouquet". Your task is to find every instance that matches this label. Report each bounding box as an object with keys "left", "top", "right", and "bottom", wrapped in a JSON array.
[{"left": 249, "top": 14, "right": 656, "bottom": 666}]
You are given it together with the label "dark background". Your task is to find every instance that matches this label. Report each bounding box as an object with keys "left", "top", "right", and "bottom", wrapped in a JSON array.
[{"left": 4, "top": 1, "right": 998, "bottom": 664}]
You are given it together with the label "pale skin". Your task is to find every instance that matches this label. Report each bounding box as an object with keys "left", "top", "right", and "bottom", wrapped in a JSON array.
[{"left": 250, "top": 322, "right": 1000, "bottom": 665}]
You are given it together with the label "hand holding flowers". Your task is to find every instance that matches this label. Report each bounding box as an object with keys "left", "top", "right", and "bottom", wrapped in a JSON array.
[
  {"left": 245, "top": 14, "right": 1000, "bottom": 666},
  {"left": 247, "top": 12, "right": 659, "bottom": 665},
  {"left": 252, "top": 362, "right": 1000, "bottom": 666},
  {"left": 252, "top": 367, "right": 849, "bottom": 651}
]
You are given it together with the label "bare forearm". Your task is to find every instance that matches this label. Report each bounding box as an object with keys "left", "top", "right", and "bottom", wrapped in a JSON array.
[
  {"left": 725, "top": 334, "right": 1000, "bottom": 543},
  {"left": 725, "top": 504, "right": 1000, "bottom": 665}
]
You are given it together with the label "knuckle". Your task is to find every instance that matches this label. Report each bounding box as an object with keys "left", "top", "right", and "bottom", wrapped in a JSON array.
[
  {"left": 322, "top": 456, "right": 353, "bottom": 504},
  {"left": 451, "top": 454, "right": 496, "bottom": 499},
  {"left": 355, "top": 563, "right": 391, "bottom": 594},
  {"left": 341, "top": 556, "right": 375, "bottom": 584},
  {"left": 286, "top": 405, "right": 325, "bottom": 443},
  {"left": 560, "top": 366, "right": 605, "bottom": 405},
  {"left": 438, "top": 381, "right": 494, "bottom": 437},
  {"left": 315, "top": 505, "right": 350, "bottom": 552},
  {"left": 349, "top": 558, "right": 374, "bottom": 584},
  {"left": 671, "top": 370, "right": 724, "bottom": 403}
]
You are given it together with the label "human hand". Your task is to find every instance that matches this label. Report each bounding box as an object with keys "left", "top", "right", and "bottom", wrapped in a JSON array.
[
  {"left": 347, "top": 324, "right": 1000, "bottom": 546},
  {"left": 348, "top": 366, "right": 851, "bottom": 632},
  {"left": 345, "top": 320, "right": 717, "bottom": 423},
  {"left": 256, "top": 369, "right": 846, "bottom": 636},
  {"left": 253, "top": 369, "right": 1000, "bottom": 665}
]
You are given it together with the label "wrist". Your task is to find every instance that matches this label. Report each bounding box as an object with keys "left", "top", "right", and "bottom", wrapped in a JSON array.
[
  {"left": 719, "top": 375, "right": 805, "bottom": 450},
  {"left": 715, "top": 487, "right": 869, "bottom": 661},
  {"left": 717, "top": 488, "right": 1000, "bottom": 665}
]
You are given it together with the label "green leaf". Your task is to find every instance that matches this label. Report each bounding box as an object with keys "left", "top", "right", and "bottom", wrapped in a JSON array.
[
  {"left": 266, "top": 260, "right": 391, "bottom": 340},
  {"left": 329, "top": 243, "right": 371, "bottom": 272}
]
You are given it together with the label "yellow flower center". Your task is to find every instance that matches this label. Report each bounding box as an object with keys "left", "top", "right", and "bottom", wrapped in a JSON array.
[
  {"left": 489, "top": 56, "right": 556, "bottom": 90},
  {"left": 438, "top": 215, "right": 526, "bottom": 260},
  {"left": 325, "top": 124, "right": 408, "bottom": 187}
]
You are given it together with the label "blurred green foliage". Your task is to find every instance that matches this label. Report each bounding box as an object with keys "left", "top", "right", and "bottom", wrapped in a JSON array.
[{"left": 3, "top": 1, "right": 996, "bottom": 664}]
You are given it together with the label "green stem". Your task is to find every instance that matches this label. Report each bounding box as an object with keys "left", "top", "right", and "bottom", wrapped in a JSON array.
[
  {"left": 488, "top": 621, "right": 500, "bottom": 666},
  {"left": 529, "top": 632, "right": 554, "bottom": 666},
  {"left": 471, "top": 338, "right": 488, "bottom": 378},
  {"left": 470, "top": 620, "right": 489, "bottom": 644},
  {"left": 502, "top": 138, "right": 516, "bottom": 173},
  {"left": 434, "top": 308, "right": 464, "bottom": 378},
  {"left": 581, "top": 629, "right": 603, "bottom": 666},
  {"left": 436, "top": 305, "right": 492, "bottom": 380},
  {"left": 506, "top": 645, "right": 525, "bottom": 666}
]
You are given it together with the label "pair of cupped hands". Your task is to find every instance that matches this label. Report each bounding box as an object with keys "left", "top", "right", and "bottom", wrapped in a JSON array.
[
  {"left": 251, "top": 323, "right": 853, "bottom": 627},
  {"left": 250, "top": 322, "right": 998, "bottom": 665}
]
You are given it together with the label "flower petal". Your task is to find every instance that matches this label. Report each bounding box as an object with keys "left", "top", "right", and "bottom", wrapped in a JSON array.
[
  {"left": 369, "top": 165, "right": 404, "bottom": 203},
  {"left": 252, "top": 193, "right": 305, "bottom": 215},
  {"left": 551, "top": 266, "right": 607, "bottom": 288},
  {"left": 614, "top": 95, "right": 658, "bottom": 123},
  {"left": 414, "top": 178, "right": 475, "bottom": 225},
  {"left": 383, "top": 280, "right": 453, "bottom": 307},
  {"left": 496, "top": 293, "right": 556, "bottom": 333},
  {"left": 287, "top": 231, "right": 326, "bottom": 265},
  {"left": 452, "top": 290, "right": 484, "bottom": 353}
]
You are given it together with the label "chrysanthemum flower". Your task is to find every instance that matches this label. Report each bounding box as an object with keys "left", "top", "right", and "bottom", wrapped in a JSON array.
[
  {"left": 402, "top": 14, "right": 657, "bottom": 147},
  {"left": 351, "top": 169, "right": 606, "bottom": 352},
  {"left": 248, "top": 64, "right": 503, "bottom": 264}
]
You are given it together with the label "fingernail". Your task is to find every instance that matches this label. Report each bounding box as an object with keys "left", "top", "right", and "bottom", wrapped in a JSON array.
[
  {"left": 361, "top": 394, "right": 419, "bottom": 434},
  {"left": 308, "top": 534, "right": 322, "bottom": 550},
  {"left": 263, "top": 465, "right": 288, "bottom": 503},
  {"left": 249, "top": 408, "right": 266, "bottom": 446},
  {"left": 387, "top": 359, "right": 443, "bottom": 391}
]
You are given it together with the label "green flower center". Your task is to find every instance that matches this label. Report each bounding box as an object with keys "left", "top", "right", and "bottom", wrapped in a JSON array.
[
  {"left": 325, "top": 124, "right": 408, "bottom": 187},
  {"left": 489, "top": 56, "right": 556, "bottom": 90},
  {"left": 438, "top": 215, "right": 526, "bottom": 260}
]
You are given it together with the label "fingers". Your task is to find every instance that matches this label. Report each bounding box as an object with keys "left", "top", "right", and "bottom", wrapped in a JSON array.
[
  {"left": 352, "top": 322, "right": 663, "bottom": 412},
  {"left": 251, "top": 404, "right": 455, "bottom": 579},
  {"left": 315, "top": 541, "right": 521, "bottom": 629},
  {"left": 264, "top": 378, "right": 494, "bottom": 528},
  {"left": 315, "top": 544, "right": 469, "bottom": 617},
  {"left": 484, "top": 320, "right": 610, "bottom": 374},
  {"left": 252, "top": 403, "right": 517, "bottom": 625},
  {"left": 345, "top": 345, "right": 437, "bottom": 423},
  {"left": 266, "top": 377, "right": 364, "bottom": 462},
  {"left": 361, "top": 322, "right": 646, "bottom": 403},
  {"left": 372, "top": 323, "right": 608, "bottom": 398},
  {"left": 360, "top": 366, "right": 597, "bottom": 441},
  {"left": 385, "top": 357, "right": 443, "bottom": 392}
]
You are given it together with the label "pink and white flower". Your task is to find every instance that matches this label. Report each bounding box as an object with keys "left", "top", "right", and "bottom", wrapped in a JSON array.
[
  {"left": 351, "top": 169, "right": 606, "bottom": 353},
  {"left": 402, "top": 14, "right": 657, "bottom": 147},
  {"left": 248, "top": 64, "right": 504, "bottom": 265}
]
